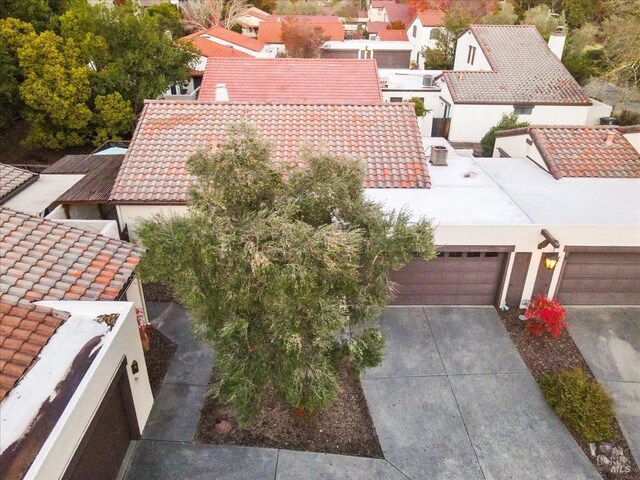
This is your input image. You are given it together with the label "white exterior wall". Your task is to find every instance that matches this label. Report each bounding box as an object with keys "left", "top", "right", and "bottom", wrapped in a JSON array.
[
  {"left": 125, "top": 277, "right": 149, "bottom": 324},
  {"left": 407, "top": 18, "right": 441, "bottom": 65},
  {"left": 585, "top": 98, "right": 613, "bottom": 125},
  {"left": 453, "top": 30, "right": 491, "bottom": 71},
  {"left": 493, "top": 133, "right": 548, "bottom": 171},
  {"left": 435, "top": 223, "right": 640, "bottom": 308},
  {"left": 116, "top": 204, "right": 189, "bottom": 242},
  {"left": 26, "top": 302, "right": 153, "bottom": 480},
  {"left": 623, "top": 132, "right": 640, "bottom": 152},
  {"left": 448, "top": 103, "right": 591, "bottom": 143},
  {"left": 368, "top": 6, "right": 386, "bottom": 22},
  {"left": 382, "top": 90, "right": 441, "bottom": 135}
]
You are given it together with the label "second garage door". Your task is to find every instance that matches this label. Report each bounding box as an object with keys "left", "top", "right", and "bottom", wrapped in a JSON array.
[
  {"left": 556, "top": 250, "right": 640, "bottom": 305},
  {"left": 390, "top": 250, "right": 508, "bottom": 305}
]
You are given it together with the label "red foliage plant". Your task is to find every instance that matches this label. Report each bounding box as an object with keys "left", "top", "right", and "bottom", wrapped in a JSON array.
[{"left": 524, "top": 296, "right": 568, "bottom": 338}]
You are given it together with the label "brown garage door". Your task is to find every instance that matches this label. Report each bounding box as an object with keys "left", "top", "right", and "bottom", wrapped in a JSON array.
[
  {"left": 390, "top": 250, "right": 508, "bottom": 305},
  {"left": 556, "top": 250, "right": 640, "bottom": 305},
  {"left": 63, "top": 360, "right": 139, "bottom": 480}
]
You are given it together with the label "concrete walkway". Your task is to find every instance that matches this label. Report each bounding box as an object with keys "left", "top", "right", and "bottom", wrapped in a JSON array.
[
  {"left": 122, "top": 303, "right": 600, "bottom": 480},
  {"left": 566, "top": 307, "right": 640, "bottom": 465}
]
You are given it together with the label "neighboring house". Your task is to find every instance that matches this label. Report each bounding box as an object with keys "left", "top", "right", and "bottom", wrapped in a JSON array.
[
  {"left": 235, "top": 6, "right": 272, "bottom": 37},
  {"left": 167, "top": 26, "right": 279, "bottom": 99},
  {"left": 108, "top": 100, "right": 428, "bottom": 236},
  {"left": 368, "top": 0, "right": 394, "bottom": 22},
  {"left": 1, "top": 144, "right": 128, "bottom": 220},
  {"left": 378, "top": 68, "right": 443, "bottom": 135},
  {"left": 366, "top": 21, "right": 389, "bottom": 39},
  {"left": 321, "top": 39, "right": 412, "bottom": 68},
  {"left": 381, "top": 2, "right": 414, "bottom": 28},
  {"left": 378, "top": 29, "right": 408, "bottom": 41},
  {"left": 0, "top": 207, "right": 152, "bottom": 479},
  {"left": 0, "top": 164, "right": 38, "bottom": 205},
  {"left": 493, "top": 125, "right": 640, "bottom": 179},
  {"left": 257, "top": 16, "right": 345, "bottom": 52},
  {"left": 198, "top": 58, "right": 383, "bottom": 103},
  {"left": 437, "top": 25, "right": 612, "bottom": 142},
  {"left": 341, "top": 10, "right": 368, "bottom": 37},
  {"left": 407, "top": 9, "right": 445, "bottom": 65}
]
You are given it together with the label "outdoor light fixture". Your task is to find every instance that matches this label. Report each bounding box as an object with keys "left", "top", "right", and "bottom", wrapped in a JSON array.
[{"left": 545, "top": 252, "right": 559, "bottom": 270}]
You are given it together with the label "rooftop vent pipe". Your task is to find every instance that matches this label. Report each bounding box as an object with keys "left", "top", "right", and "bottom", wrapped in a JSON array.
[{"left": 215, "top": 83, "right": 229, "bottom": 102}]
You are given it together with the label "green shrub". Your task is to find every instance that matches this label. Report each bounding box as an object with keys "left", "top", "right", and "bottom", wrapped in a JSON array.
[
  {"left": 480, "top": 113, "right": 528, "bottom": 156},
  {"left": 540, "top": 369, "right": 615, "bottom": 442},
  {"left": 616, "top": 110, "right": 640, "bottom": 126}
]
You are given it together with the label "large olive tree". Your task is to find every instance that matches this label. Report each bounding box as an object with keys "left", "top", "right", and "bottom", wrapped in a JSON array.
[{"left": 137, "top": 123, "right": 435, "bottom": 423}]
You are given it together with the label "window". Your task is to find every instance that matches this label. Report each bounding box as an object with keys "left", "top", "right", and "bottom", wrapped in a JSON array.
[
  {"left": 412, "top": 25, "right": 417, "bottom": 38},
  {"left": 514, "top": 105, "right": 534, "bottom": 115},
  {"left": 467, "top": 45, "right": 476, "bottom": 65},
  {"left": 359, "top": 48, "right": 373, "bottom": 59},
  {"left": 429, "top": 29, "right": 439, "bottom": 40},
  {"left": 390, "top": 97, "right": 403, "bottom": 102}
]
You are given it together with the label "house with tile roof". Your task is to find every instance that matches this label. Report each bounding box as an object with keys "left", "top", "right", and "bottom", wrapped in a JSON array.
[
  {"left": 166, "top": 25, "right": 280, "bottom": 99},
  {"left": 368, "top": 0, "right": 395, "bottom": 22},
  {"left": 108, "top": 99, "right": 428, "bottom": 235},
  {"left": 198, "top": 58, "right": 383, "bottom": 103},
  {"left": 433, "top": 25, "right": 612, "bottom": 142},
  {"left": 235, "top": 6, "right": 272, "bottom": 37},
  {"left": 378, "top": 28, "right": 409, "bottom": 41},
  {"left": 0, "top": 207, "right": 153, "bottom": 480},
  {"left": 321, "top": 39, "right": 412, "bottom": 68},
  {"left": 406, "top": 9, "right": 446, "bottom": 66},
  {"left": 493, "top": 125, "right": 640, "bottom": 179},
  {"left": 381, "top": 2, "right": 414, "bottom": 28},
  {"left": 257, "top": 15, "right": 345, "bottom": 51},
  {"left": 0, "top": 164, "right": 38, "bottom": 204}
]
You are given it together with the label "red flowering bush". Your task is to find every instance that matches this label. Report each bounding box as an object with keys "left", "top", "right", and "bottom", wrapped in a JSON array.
[{"left": 525, "top": 296, "right": 568, "bottom": 338}]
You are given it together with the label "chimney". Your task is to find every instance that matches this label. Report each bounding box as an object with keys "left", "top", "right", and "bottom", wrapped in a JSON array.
[
  {"left": 215, "top": 83, "right": 229, "bottom": 102},
  {"left": 605, "top": 132, "right": 615, "bottom": 146},
  {"left": 548, "top": 26, "right": 567, "bottom": 60}
]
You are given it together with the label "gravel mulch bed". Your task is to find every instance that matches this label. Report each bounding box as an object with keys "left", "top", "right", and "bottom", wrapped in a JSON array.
[
  {"left": 195, "top": 362, "right": 383, "bottom": 458},
  {"left": 500, "top": 308, "right": 639, "bottom": 480},
  {"left": 143, "top": 326, "right": 177, "bottom": 397},
  {"left": 142, "top": 282, "right": 177, "bottom": 303}
]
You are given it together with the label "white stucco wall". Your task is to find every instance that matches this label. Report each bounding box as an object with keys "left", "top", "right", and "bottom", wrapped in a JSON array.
[
  {"left": 494, "top": 133, "right": 549, "bottom": 171},
  {"left": 116, "top": 204, "right": 189, "bottom": 242},
  {"left": 448, "top": 103, "right": 591, "bottom": 143},
  {"left": 381, "top": 90, "right": 439, "bottom": 135},
  {"left": 407, "top": 18, "right": 441, "bottom": 65},
  {"left": 125, "top": 277, "right": 149, "bottom": 324},
  {"left": 585, "top": 98, "right": 613, "bottom": 125},
  {"left": 453, "top": 30, "right": 491, "bottom": 71},
  {"left": 368, "top": 5, "right": 386, "bottom": 22},
  {"left": 623, "top": 132, "right": 640, "bottom": 152},
  {"left": 26, "top": 301, "right": 153, "bottom": 480}
]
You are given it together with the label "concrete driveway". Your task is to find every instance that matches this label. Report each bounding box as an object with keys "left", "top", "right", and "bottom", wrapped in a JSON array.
[
  {"left": 566, "top": 307, "right": 640, "bottom": 465},
  {"left": 361, "top": 306, "right": 600, "bottom": 480}
]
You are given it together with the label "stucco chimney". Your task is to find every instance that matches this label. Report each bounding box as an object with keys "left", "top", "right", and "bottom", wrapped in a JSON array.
[
  {"left": 215, "top": 83, "right": 229, "bottom": 102},
  {"left": 548, "top": 26, "right": 567, "bottom": 60}
]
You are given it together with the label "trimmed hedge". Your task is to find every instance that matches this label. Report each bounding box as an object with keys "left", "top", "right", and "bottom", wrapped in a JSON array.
[{"left": 540, "top": 368, "right": 615, "bottom": 442}]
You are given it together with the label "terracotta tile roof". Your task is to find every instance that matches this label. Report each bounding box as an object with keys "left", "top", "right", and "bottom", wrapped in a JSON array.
[
  {"left": 367, "top": 21, "right": 390, "bottom": 34},
  {"left": 269, "top": 15, "right": 341, "bottom": 23},
  {"left": 378, "top": 29, "right": 409, "bottom": 41},
  {"left": 417, "top": 9, "right": 445, "bottom": 26},
  {"left": 0, "top": 301, "right": 69, "bottom": 401},
  {"left": 183, "top": 25, "right": 265, "bottom": 52},
  {"left": 517, "top": 125, "right": 639, "bottom": 179},
  {"left": 443, "top": 25, "right": 590, "bottom": 105},
  {"left": 190, "top": 36, "right": 253, "bottom": 59},
  {"left": 198, "top": 58, "right": 382, "bottom": 103},
  {"left": 383, "top": 3, "right": 414, "bottom": 27},
  {"left": 370, "top": 0, "right": 395, "bottom": 9},
  {"left": 0, "top": 207, "right": 144, "bottom": 304},
  {"left": 56, "top": 155, "right": 124, "bottom": 203},
  {"left": 247, "top": 6, "right": 271, "bottom": 21},
  {"left": 0, "top": 164, "right": 38, "bottom": 203},
  {"left": 258, "top": 19, "right": 344, "bottom": 43},
  {"left": 110, "top": 101, "right": 429, "bottom": 203}
]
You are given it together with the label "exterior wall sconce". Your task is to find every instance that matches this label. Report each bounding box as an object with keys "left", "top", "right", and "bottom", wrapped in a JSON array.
[
  {"left": 545, "top": 252, "right": 559, "bottom": 270},
  {"left": 131, "top": 360, "right": 139, "bottom": 375}
]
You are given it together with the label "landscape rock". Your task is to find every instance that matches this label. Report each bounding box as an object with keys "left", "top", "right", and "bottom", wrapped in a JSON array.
[{"left": 214, "top": 419, "right": 232, "bottom": 435}]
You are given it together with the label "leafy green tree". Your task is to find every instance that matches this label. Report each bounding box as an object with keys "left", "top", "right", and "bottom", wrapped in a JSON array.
[
  {"left": 422, "top": 8, "right": 471, "bottom": 69},
  {"left": 562, "top": 0, "right": 598, "bottom": 28},
  {"left": 137, "top": 124, "right": 436, "bottom": 423},
  {"left": 0, "top": 19, "right": 35, "bottom": 128},
  {"left": 146, "top": 2, "right": 185, "bottom": 39},
  {"left": 273, "top": 0, "right": 323, "bottom": 15},
  {"left": 601, "top": 14, "right": 640, "bottom": 88},
  {"left": 18, "top": 30, "right": 92, "bottom": 148},
  {"left": 522, "top": 4, "right": 566, "bottom": 39},
  {"left": 60, "top": 1, "right": 197, "bottom": 111},
  {"left": 481, "top": 1, "right": 518, "bottom": 24},
  {"left": 92, "top": 92, "right": 135, "bottom": 146},
  {"left": 0, "top": 0, "right": 53, "bottom": 31},
  {"left": 481, "top": 113, "right": 529, "bottom": 156}
]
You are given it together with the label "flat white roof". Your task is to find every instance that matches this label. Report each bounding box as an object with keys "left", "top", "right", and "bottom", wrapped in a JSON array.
[
  {"left": 323, "top": 39, "right": 411, "bottom": 50},
  {"left": 379, "top": 69, "right": 442, "bottom": 91},
  {"left": 367, "top": 151, "right": 640, "bottom": 227},
  {"left": 3, "top": 174, "right": 83, "bottom": 216}
]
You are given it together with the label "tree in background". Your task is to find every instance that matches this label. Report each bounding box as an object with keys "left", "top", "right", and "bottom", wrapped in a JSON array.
[
  {"left": 562, "top": 22, "right": 603, "bottom": 84},
  {"left": 92, "top": 92, "right": 135, "bottom": 146},
  {"left": 422, "top": 8, "right": 470, "bottom": 69},
  {"left": 481, "top": 0, "right": 518, "bottom": 24},
  {"left": 137, "top": 124, "right": 436, "bottom": 423},
  {"left": 273, "top": 0, "right": 324, "bottom": 15},
  {"left": 0, "top": 0, "right": 68, "bottom": 31},
  {"left": 480, "top": 113, "right": 529, "bottom": 156},
  {"left": 0, "top": 19, "right": 34, "bottom": 128},
  {"left": 562, "top": 0, "right": 598, "bottom": 28},
  {"left": 60, "top": 1, "right": 197, "bottom": 111},
  {"left": 522, "top": 4, "right": 566, "bottom": 39},
  {"left": 281, "top": 19, "right": 329, "bottom": 58},
  {"left": 601, "top": 13, "right": 640, "bottom": 89},
  {"left": 146, "top": 2, "right": 185, "bottom": 39},
  {"left": 180, "top": 0, "right": 250, "bottom": 31}
]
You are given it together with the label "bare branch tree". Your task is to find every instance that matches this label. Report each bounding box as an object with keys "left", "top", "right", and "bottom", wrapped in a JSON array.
[{"left": 180, "top": 0, "right": 250, "bottom": 31}]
